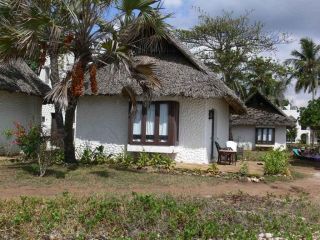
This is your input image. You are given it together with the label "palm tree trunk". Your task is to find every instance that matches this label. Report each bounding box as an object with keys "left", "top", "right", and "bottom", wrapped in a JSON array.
[
  {"left": 49, "top": 51, "right": 64, "bottom": 138},
  {"left": 64, "top": 96, "right": 78, "bottom": 163}
]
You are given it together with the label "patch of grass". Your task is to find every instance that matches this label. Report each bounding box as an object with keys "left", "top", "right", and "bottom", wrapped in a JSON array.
[
  {"left": 264, "top": 169, "right": 307, "bottom": 183},
  {"left": 0, "top": 193, "right": 319, "bottom": 239},
  {"left": 0, "top": 160, "right": 223, "bottom": 191},
  {"left": 244, "top": 150, "right": 269, "bottom": 161}
]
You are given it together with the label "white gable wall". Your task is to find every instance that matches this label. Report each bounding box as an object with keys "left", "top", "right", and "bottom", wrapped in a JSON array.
[
  {"left": 0, "top": 91, "right": 42, "bottom": 155},
  {"left": 231, "top": 126, "right": 287, "bottom": 150},
  {"left": 283, "top": 107, "right": 311, "bottom": 144},
  {"left": 75, "top": 96, "right": 230, "bottom": 164},
  {"left": 75, "top": 96, "right": 129, "bottom": 155},
  {"left": 232, "top": 126, "right": 256, "bottom": 150}
]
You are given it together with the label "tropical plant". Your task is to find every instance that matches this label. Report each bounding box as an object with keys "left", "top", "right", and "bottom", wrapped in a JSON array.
[
  {"left": 286, "top": 38, "right": 320, "bottom": 100},
  {"left": 239, "top": 161, "right": 249, "bottom": 176},
  {"left": 80, "top": 145, "right": 108, "bottom": 165},
  {"left": 262, "top": 150, "right": 290, "bottom": 176},
  {"left": 5, "top": 123, "right": 42, "bottom": 160},
  {"left": 299, "top": 99, "right": 320, "bottom": 128},
  {"left": 299, "top": 98, "right": 320, "bottom": 145},
  {"left": 0, "top": 0, "right": 170, "bottom": 163},
  {"left": 244, "top": 57, "right": 293, "bottom": 106},
  {"left": 286, "top": 127, "right": 297, "bottom": 143}
]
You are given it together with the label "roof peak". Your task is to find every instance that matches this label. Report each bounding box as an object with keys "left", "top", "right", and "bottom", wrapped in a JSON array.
[{"left": 245, "top": 91, "right": 286, "bottom": 117}]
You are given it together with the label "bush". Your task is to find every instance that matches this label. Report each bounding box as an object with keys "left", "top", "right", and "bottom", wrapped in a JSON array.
[
  {"left": 110, "top": 152, "right": 175, "bottom": 170},
  {"left": 80, "top": 145, "right": 108, "bottom": 165},
  {"left": 110, "top": 152, "right": 135, "bottom": 168},
  {"left": 207, "top": 163, "right": 220, "bottom": 174},
  {"left": 4, "top": 123, "right": 62, "bottom": 177},
  {"left": 6, "top": 122, "right": 42, "bottom": 160},
  {"left": 262, "top": 150, "right": 290, "bottom": 176},
  {"left": 136, "top": 152, "right": 175, "bottom": 169},
  {"left": 239, "top": 161, "right": 249, "bottom": 176}
]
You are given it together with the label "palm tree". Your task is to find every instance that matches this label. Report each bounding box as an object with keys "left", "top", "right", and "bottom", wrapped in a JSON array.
[
  {"left": 244, "top": 57, "right": 292, "bottom": 106},
  {"left": 0, "top": 0, "right": 170, "bottom": 163},
  {"left": 286, "top": 38, "right": 320, "bottom": 100}
]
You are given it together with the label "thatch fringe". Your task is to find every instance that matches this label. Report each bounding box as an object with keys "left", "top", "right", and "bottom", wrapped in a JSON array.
[{"left": 0, "top": 59, "right": 50, "bottom": 96}]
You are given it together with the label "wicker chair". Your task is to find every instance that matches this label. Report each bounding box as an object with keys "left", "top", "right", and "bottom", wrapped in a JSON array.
[{"left": 215, "top": 141, "right": 235, "bottom": 165}]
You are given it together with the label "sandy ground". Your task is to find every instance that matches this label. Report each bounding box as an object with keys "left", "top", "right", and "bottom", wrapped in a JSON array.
[{"left": 1, "top": 159, "right": 320, "bottom": 201}]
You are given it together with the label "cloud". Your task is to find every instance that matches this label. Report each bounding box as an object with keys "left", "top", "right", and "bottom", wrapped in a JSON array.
[
  {"left": 163, "top": 0, "right": 183, "bottom": 8},
  {"left": 163, "top": 0, "right": 320, "bottom": 107}
]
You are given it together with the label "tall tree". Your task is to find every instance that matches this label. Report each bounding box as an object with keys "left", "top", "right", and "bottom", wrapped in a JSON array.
[
  {"left": 0, "top": 0, "right": 169, "bottom": 163},
  {"left": 244, "top": 57, "right": 293, "bottom": 106},
  {"left": 286, "top": 38, "right": 320, "bottom": 100},
  {"left": 299, "top": 98, "right": 320, "bottom": 145},
  {"left": 176, "top": 11, "right": 287, "bottom": 98}
]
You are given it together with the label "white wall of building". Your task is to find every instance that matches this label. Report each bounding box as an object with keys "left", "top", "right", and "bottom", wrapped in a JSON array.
[
  {"left": 232, "top": 126, "right": 256, "bottom": 150},
  {"left": 232, "top": 126, "right": 287, "bottom": 150},
  {"left": 274, "top": 126, "right": 287, "bottom": 149},
  {"left": 75, "top": 96, "right": 230, "bottom": 164},
  {"left": 0, "top": 91, "right": 42, "bottom": 155},
  {"left": 283, "top": 106, "right": 311, "bottom": 144}
]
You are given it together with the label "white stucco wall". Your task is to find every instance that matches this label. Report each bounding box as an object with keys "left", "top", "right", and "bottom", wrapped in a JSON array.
[
  {"left": 75, "top": 96, "right": 129, "bottom": 156},
  {"left": 42, "top": 104, "right": 55, "bottom": 135},
  {"left": 0, "top": 91, "right": 42, "bottom": 155},
  {"left": 274, "top": 126, "right": 287, "bottom": 150},
  {"left": 75, "top": 96, "right": 230, "bottom": 164},
  {"left": 232, "top": 126, "right": 256, "bottom": 150},
  {"left": 231, "top": 126, "right": 287, "bottom": 150},
  {"left": 283, "top": 107, "right": 311, "bottom": 144}
]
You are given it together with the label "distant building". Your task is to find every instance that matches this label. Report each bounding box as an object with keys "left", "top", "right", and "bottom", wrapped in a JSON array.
[
  {"left": 231, "top": 92, "right": 296, "bottom": 150},
  {"left": 283, "top": 104, "right": 311, "bottom": 144}
]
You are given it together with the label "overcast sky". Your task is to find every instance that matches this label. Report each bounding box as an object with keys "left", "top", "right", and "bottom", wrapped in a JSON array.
[{"left": 162, "top": 0, "right": 320, "bottom": 107}]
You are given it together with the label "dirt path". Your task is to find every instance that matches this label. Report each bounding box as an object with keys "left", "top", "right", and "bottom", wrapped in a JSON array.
[
  {"left": 1, "top": 158, "right": 320, "bottom": 200},
  {"left": 1, "top": 165, "right": 320, "bottom": 201}
]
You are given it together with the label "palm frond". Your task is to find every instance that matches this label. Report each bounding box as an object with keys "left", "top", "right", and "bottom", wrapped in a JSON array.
[
  {"left": 45, "top": 72, "right": 72, "bottom": 110},
  {"left": 122, "top": 86, "right": 137, "bottom": 115}
]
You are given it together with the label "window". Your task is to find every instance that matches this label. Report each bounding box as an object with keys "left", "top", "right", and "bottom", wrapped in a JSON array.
[
  {"left": 129, "top": 101, "right": 179, "bottom": 146},
  {"left": 256, "top": 128, "right": 275, "bottom": 145}
]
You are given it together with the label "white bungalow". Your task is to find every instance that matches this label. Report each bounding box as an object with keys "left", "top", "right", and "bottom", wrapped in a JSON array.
[
  {"left": 0, "top": 60, "right": 50, "bottom": 155},
  {"left": 283, "top": 104, "right": 312, "bottom": 144},
  {"left": 231, "top": 92, "right": 296, "bottom": 151},
  {"left": 74, "top": 34, "right": 246, "bottom": 164}
]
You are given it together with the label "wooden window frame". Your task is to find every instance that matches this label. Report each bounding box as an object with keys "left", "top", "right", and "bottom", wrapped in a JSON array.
[
  {"left": 128, "top": 101, "right": 179, "bottom": 146},
  {"left": 255, "top": 128, "right": 275, "bottom": 145}
]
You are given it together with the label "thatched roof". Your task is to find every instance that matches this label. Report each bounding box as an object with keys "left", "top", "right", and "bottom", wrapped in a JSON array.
[
  {"left": 0, "top": 59, "right": 50, "bottom": 97},
  {"left": 231, "top": 92, "right": 296, "bottom": 127},
  {"left": 84, "top": 33, "right": 246, "bottom": 114}
]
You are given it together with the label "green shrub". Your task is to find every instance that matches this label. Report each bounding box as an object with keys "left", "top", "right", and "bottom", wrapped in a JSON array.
[
  {"left": 80, "top": 145, "right": 108, "bottom": 165},
  {"left": 136, "top": 151, "right": 150, "bottom": 169},
  {"left": 262, "top": 150, "right": 290, "bottom": 176},
  {"left": 110, "top": 152, "right": 175, "bottom": 169},
  {"left": 207, "top": 163, "right": 220, "bottom": 174},
  {"left": 136, "top": 152, "right": 175, "bottom": 169},
  {"left": 6, "top": 123, "right": 42, "bottom": 160},
  {"left": 111, "top": 152, "right": 135, "bottom": 168},
  {"left": 51, "top": 149, "right": 64, "bottom": 164},
  {"left": 150, "top": 153, "right": 175, "bottom": 169},
  {"left": 239, "top": 161, "right": 249, "bottom": 176}
]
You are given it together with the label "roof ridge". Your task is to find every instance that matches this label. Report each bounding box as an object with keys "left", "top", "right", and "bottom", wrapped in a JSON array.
[{"left": 246, "top": 91, "right": 287, "bottom": 117}]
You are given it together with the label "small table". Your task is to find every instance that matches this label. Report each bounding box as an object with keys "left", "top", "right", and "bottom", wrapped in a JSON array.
[{"left": 218, "top": 150, "right": 237, "bottom": 165}]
